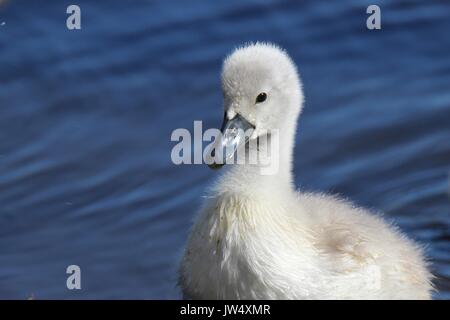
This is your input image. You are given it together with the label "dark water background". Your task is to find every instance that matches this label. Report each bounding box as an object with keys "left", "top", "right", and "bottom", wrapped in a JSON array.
[{"left": 0, "top": 0, "right": 449, "bottom": 299}]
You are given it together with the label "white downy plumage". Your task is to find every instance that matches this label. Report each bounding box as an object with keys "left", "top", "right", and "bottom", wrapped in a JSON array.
[{"left": 179, "top": 43, "right": 432, "bottom": 299}]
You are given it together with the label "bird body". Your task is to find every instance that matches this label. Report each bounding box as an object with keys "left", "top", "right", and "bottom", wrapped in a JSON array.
[{"left": 179, "top": 43, "right": 432, "bottom": 299}]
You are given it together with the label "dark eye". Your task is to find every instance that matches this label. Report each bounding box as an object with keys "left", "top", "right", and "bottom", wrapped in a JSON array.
[{"left": 255, "top": 92, "right": 267, "bottom": 103}]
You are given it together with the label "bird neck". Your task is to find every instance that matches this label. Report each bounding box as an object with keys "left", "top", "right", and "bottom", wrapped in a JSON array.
[{"left": 216, "top": 114, "right": 298, "bottom": 199}]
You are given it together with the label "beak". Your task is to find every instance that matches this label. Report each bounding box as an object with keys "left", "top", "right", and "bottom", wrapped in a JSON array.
[{"left": 208, "top": 113, "right": 255, "bottom": 169}]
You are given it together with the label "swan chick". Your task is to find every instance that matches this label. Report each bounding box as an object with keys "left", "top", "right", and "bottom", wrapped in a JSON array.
[{"left": 179, "top": 43, "right": 433, "bottom": 300}]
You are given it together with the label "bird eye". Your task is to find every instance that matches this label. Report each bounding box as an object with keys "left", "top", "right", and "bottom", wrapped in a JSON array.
[{"left": 255, "top": 92, "right": 267, "bottom": 104}]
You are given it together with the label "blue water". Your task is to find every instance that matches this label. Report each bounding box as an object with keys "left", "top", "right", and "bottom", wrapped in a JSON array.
[{"left": 0, "top": 0, "right": 449, "bottom": 299}]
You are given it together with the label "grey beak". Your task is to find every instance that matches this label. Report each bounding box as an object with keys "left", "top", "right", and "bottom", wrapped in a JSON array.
[{"left": 208, "top": 113, "right": 255, "bottom": 169}]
